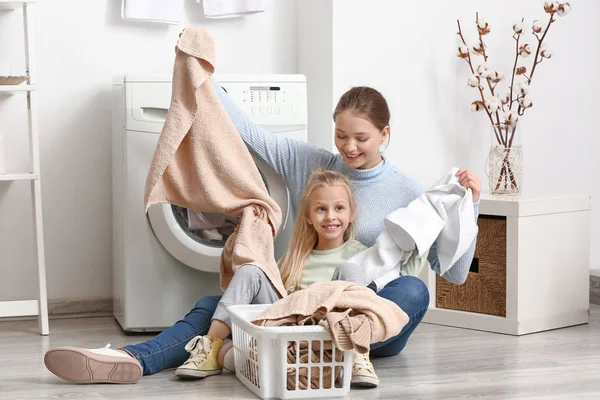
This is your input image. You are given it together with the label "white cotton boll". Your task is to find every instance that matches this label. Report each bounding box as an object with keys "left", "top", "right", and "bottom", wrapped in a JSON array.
[
  {"left": 457, "top": 45, "right": 469, "bottom": 58},
  {"left": 477, "top": 63, "right": 489, "bottom": 77},
  {"left": 472, "top": 42, "right": 486, "bottom": 55},
  {"left": 514, "top": 81, "right": 530, "bottom": 97},
  {"left": 486, "top": 98, "right": 501, "bottom": 113},
  {"left": 477, "top": 19, "right": 491, "bottom": 35},
  {"left": 557, "top": 2, "right": 571, "bottom": 16},
  {"left": 532, "top": 20, "right": 545, "bottom": 34},
  {"left": 519, "top": 97, "right": 533, "bottom": 108},
  {"left": 471, "top": 101, "right": 486, "bottom": 112},
  {"left": 488, "top": 71, "right": 504, "bottom": 83},
  {"left": 513, "top": 23, "right": 524, "bottom": 34},
  {"left": 541, "top": 47, "right": 553, "bottom": 58},
  {"left": 519, "top": 43, "right": 532, "bottom": 57},
  {"left": 544, "top": 1, "right": 560, "bottom": 13},
  {"left": 467, "top": 75, "right": 480, "bottom": 87}
]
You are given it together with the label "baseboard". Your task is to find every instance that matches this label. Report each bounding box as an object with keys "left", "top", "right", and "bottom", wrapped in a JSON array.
[
  {"left": 1, "top": 278, "right": 598, "bottom": 323},
  {"left": 0, "top": 298, "right": 113, "bottom": 322},
  {"left": 591, "top": 275, "right": 600, "bottom": 306},
  {"left": 48, "top": 298, "right": 113, "bottom": 319}
]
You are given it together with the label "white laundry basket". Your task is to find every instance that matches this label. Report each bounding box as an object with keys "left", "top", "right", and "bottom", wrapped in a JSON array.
[{"left": 228, "top": 304, "right": 353, "bottom": 399}]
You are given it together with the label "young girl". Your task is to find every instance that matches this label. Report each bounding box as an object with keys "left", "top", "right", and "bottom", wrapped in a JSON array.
[{"left": 174, "top": 169, "right": 379, "bottom": 388}]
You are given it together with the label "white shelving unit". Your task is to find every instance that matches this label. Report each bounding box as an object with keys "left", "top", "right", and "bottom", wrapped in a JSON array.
[
  {"left": 420, "top": 194, "right": 590, "bottom": 336},
  {"left": 0, "top": 0, "right": 49, "bottom": 335}
]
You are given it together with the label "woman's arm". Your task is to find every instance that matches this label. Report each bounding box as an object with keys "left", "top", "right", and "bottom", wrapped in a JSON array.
[
  {"left": 427, "top": 202, "right": 479, "bottom": 284},
  {"left": 213, "top": 78, "right": 334, "bottom": 183}
]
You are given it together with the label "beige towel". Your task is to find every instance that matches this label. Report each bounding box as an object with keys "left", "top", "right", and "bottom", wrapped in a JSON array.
[
  {"left": 253, "top": 281, "right": 409, "bottom": 354},
  {"left": 144, "top": 27, "right": 286, "bottom": 298}
]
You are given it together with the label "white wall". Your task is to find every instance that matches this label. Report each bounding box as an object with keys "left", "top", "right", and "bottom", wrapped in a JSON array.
[
  {"left": 296, "top": 0, "right": 335, "bottom": 151},
  {"left": 1, "top": 0, "right": 597, "bottom": 307},
  {"left": 0, "top": 0, "right": 297, "bottom": 302},
  {"left": 297, "top": 0, "right": 599, "bottom": 272}
]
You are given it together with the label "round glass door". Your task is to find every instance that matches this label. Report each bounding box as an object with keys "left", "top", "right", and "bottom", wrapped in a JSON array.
[{"left": 146, "top": 157, "right": 289, "bottom": 273}]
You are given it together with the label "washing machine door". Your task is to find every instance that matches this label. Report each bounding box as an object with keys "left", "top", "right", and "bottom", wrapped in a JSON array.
[{"left": 146, "top": 157, "right": 290, "bottom": 273}]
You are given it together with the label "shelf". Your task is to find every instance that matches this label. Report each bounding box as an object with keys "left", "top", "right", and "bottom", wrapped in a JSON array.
[
  {"left": 0, "top": 84, "right": 36, "bottom": 92},
  {"left": 0, "top": 1, "right": 34, "bottom": 11},
  {"left": 1, "top": 0, "right": 48, "bottom": 336},
  {"left": 0, "top": 76, "right": 29, "bottom": 85},
  {"left": 0, "top": 173, "right": 38, "bottom": 181},
  {"left": 0, "top": 300, "right": 39, "bottom": 318}
]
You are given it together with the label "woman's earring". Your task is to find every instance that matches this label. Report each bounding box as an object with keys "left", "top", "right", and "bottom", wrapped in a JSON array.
[{"left": 379, "top": 142, "right": 385, "bottom": 153}]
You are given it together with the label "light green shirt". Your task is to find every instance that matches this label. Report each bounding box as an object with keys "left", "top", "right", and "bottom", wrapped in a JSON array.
[{"left": 299, "top": 239, "right": 367, "bottom": 290}]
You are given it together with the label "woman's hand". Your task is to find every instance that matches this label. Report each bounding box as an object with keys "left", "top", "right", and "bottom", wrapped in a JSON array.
[{"left": 456, "top": 168, "right": 481, "bottom": 203}]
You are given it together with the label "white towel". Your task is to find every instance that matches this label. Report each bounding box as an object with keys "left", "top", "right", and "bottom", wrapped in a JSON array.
[
  {"left": 386, "top": 167, "right": 477, "bottom": 275},
  {"left": 198, "top": 0, "right": 266, "bottom": 19},
  {"left": 121, "top": 0, "right": 186, "bottom": 25},
  {"left": 343, "top": 167, "right": 478, "bottom": 291}
]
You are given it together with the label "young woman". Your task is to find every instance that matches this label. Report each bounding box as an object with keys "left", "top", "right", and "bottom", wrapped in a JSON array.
[{"left": 43, "top": 82, "right": 481, "bottom": 385}]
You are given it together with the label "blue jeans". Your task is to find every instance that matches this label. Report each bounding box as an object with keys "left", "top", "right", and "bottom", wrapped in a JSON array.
[
  {"left": 123, "top": 276, "right": 429, "bottom": 375},
  {"left": 370, "top": 276, "right": 430, "bottom": 357},
  {"left": 122, "top": 295, "right": 222, "bottom": 375}
]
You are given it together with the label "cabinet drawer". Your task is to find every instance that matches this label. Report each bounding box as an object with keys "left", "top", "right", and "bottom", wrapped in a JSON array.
[{"left": 435, "top": 215, "right": 507, "bottom": 317}]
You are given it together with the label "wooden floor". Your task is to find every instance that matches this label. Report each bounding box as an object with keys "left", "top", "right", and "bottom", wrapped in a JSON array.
[{"left": 2, "top": 306, "right": 600, "bottom": 400}]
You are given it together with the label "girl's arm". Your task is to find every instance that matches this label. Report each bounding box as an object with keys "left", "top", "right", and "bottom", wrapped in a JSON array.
[{"left": 213, "top": 78, "right": 335, "bottom": 184}]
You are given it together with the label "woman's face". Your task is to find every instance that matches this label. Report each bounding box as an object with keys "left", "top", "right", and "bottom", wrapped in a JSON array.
[{"left": 334, "top": 110, "right": 388, "bottom": 170}]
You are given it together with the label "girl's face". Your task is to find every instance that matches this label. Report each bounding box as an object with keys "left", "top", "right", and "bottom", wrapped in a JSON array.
[
  {"left": 334, "top": 110, "right": 389, "bottom": 170},
  {"left": 306, "top": 185, "right": 354, "bottom": 250}
]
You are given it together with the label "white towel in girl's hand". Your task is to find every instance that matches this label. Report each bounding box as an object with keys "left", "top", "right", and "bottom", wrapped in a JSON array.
[
  {"left": 384, "top": 167, "right": 478, "bottom": 275},
  {"left": 198, "top": 0, "right": 266, "bottom": 18},
  {"left": 341, "top": 167, "right": 478, "bottom": 290},
  {"left": 121, "top": 0, "right": 186, "bottom": 25}
]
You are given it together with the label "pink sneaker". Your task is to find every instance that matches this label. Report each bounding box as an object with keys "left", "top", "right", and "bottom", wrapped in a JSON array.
[{"left": 44, "top": 344, "right": 143, "bottom": 384}]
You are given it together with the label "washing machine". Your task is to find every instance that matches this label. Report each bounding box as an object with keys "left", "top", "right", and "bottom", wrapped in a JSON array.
[{"left": 112, "top": 75, "right": 307, "bottom": 332}]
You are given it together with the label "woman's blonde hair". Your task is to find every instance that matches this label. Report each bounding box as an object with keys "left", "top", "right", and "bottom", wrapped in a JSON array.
[{"left": 278, "top": 169, "right": 356, "bottom": 293}]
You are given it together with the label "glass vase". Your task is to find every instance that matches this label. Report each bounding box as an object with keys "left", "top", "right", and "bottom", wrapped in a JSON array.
[{"left": 485, "top": 124, "right": 523, "bottom": 195}]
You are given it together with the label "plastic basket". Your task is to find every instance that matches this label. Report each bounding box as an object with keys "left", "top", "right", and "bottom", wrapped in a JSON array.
[{"left": 228, "top": 304, "right": 353, "bottom": 399}]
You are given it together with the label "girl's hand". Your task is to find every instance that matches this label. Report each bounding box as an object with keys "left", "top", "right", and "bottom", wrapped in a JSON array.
[{"left": 456, "top": 168, "right": 481, "bottom": 203}]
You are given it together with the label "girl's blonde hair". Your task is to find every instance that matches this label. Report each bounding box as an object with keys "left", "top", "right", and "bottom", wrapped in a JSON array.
[{"left": 278, "top": 169, "right": 356, "bottom": 292}]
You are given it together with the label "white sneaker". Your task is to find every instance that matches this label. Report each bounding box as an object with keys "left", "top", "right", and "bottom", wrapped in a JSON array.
[
  {"left": 351, "top": 350, "right": 379, "bottom": 388},
  {"left": 44, "top": 344, "right": 142, "bottom": 384}
]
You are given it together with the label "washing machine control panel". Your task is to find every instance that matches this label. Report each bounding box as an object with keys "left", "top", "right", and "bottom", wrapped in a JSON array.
[
  {"left": 219, "top": 79, "right": 307, "bottom": 129},
  {"left": 123, "top": 75, "right": 308, "bottom": 139}
]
